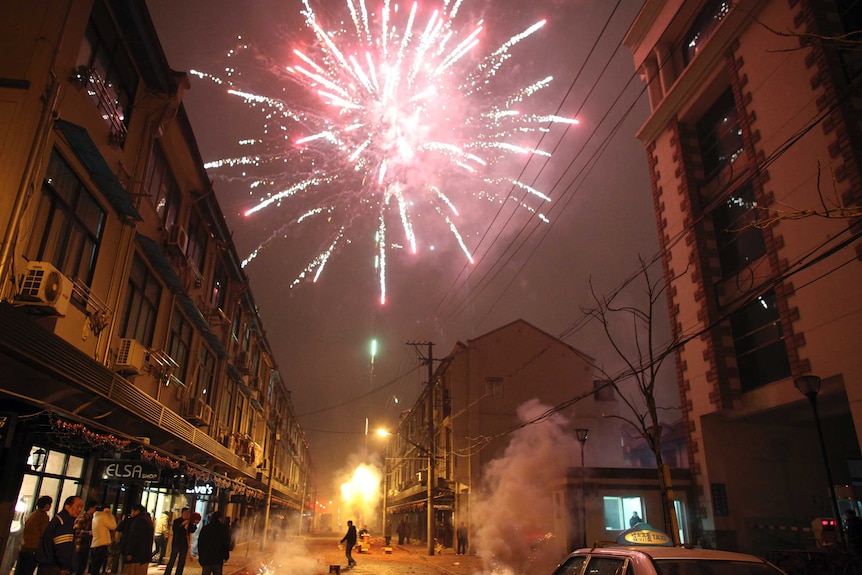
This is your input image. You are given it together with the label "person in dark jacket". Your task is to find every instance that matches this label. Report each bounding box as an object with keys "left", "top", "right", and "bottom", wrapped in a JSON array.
[
  {"left": 37, "top": 495, "right": 84, "bottom": 575},
  {"left": 118, "top": 504, "right": 153, "bottom": 575},
  {"left": 196, "top": 511, "right": 231, "bottom": 575},
  {"left": 164, "top": 508, "right": 196, "bottom": 575},
  {"left": 18, "top": 496, "right": 53, "bottom": 575},
  {"left": 339, "top": 520, "right": 357, "bottom": 568}
]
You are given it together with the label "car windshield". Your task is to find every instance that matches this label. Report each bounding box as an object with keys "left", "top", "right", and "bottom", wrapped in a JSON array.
[{"left": 655, "top": 559, "right": 783, "bottom": 575}]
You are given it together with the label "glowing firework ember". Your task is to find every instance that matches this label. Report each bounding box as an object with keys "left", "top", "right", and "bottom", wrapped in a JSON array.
[{"left": 196, "top": 0, "right": 577, "bottom": 304}]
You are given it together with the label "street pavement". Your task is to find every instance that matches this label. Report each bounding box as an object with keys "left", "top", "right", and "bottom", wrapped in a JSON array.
[{"left": 147, "top": 536, "right": 484, "bottom": 575}]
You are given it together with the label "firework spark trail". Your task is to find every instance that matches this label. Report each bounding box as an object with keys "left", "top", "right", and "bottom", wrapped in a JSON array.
[{"left": 202, "top": 0, "right": 578, "bottom": 304}]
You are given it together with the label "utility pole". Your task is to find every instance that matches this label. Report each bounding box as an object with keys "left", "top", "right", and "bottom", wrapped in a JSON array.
[{"left": 407, "top": 341, "right": 436, "bottom": 556}]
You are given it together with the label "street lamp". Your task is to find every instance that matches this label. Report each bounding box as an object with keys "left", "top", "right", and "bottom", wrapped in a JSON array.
[
  {"left": 575, "top": 428, "right": 589, "bottom": 548},
  {"left": 794, "top": 375, "right": 845, "bottom": 548},
  {"left": 377, "top": 429, "right": 435, "bottom": 556}
]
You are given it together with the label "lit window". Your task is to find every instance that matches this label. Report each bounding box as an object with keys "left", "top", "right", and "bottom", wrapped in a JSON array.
[
  {"left": 683, "top": 0, "right": 735, "bottom": 66},
  {"left": 603, "top": 496, "right": 645, "bottom": 531},
  {"left": 696, "top": 89, "right": 743, "bottom": 181},
  {"left": 711, "top": 183, "right": 766, "bottom": 277}
]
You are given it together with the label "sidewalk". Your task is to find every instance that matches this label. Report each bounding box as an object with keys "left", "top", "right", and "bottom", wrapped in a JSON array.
[{"left": 146, "top": 541, "right": 267, "bottom": 575}]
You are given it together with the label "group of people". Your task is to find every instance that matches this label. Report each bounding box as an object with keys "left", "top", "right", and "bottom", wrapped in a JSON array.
[{"left": 16, "top": 496, "right": 233, "bottom": 575}]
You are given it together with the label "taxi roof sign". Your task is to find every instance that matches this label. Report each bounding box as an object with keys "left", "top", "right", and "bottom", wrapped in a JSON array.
[{"left": 616, "top": 523, "right": 673, "bottom": 546}]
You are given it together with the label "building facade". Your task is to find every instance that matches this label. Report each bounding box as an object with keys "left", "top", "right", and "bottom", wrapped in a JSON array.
[
  {"left": 625, "top": 0, "right": 862, "bottom": 553},
  {"left": 383, "top": 320, "right": 692, "bottom": 556},
  {"left": 0, "top": 0, "right": 311, "bottom": 567}
]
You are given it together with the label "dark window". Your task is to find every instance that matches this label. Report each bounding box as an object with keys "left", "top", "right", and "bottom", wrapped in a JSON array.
[
  {"left": 683, "top": 0, "right": 735, "bottom": 66},
  {"left": 186, "top": 210, "right": 208, "bottom": 274},
  {"left": 28, "top": 151, "right": 105, "bottom": 284},
  {"left": 552, "top": 555, "right": 586, "bottom": 575},
  {"left": 143, "top": 142, "right": 181, "bottom": 229},
  {"left": 167, "top": 309, "right": 194, "bottom": 384},
  {"left": 194, "top": 345, "right": 217, "bottom": 404},
  {"left": 120, "top": 254, "right": 162, "bottom": 346},
  {"left": 835, "top": 0, "right": 862, "bottom": 35},
  {"left": 77, "top": 0, "right": 138, "bottom": 143},
  {"left": 584, "top": 557, "right": 626, "bottom": 575},
  {"left": 729, "top": 291, "right": 791, "bottom": 391},
  {"left": 711, "top": 183, "right": 766, "bottom": 276},
  {"left": 697, "top": 89, "right": 743, "bottom": 181},
  {"left": 593, "top": 380, "right": 615, "bottom": 401}
]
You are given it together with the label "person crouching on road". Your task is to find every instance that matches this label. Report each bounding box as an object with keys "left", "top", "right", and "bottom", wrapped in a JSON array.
[
  {"left": 118, "top": 504, "right": 153, "bottom": 575},
  {"left": 197, "top": 511, "right": 231, "bottom": 575}
]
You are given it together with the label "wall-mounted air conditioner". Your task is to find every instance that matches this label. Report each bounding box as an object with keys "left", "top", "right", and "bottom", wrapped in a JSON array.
[
  {"left": 115, "top": 338, "right": 148, "bottom": 375},
  {"left": 184, "top": 397, "right": 213, "bottom": 426},
  {"left": 167, "top": 225, "right": 189, "bottom": 256},
  {"left": 16, "top": 261, "right": 73, "bottom": 316}
]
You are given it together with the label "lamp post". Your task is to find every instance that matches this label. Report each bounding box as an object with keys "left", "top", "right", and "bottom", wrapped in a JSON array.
[
  {"left": 794, "top": 375, "right": 844, "bottom": 548},
  {"left": 377, "top": 428, "right": 435, "bottom": 555},
  {"left": 575, "top": 428, "right": 589, "bottom": 548}
]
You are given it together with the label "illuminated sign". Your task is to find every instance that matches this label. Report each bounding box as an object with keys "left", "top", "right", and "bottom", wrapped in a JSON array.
[
  {"left": 101, "top": 461, "right": 159, "bottom": 482},
  {"left": 186, "top": 482, "right": 214, "bottom": 496},
  {"left": 622, "top": 529, "right": 671, "bottom": 545}
]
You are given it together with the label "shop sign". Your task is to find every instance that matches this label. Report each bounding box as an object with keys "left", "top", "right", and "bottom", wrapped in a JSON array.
[
  {"left": 101, "top": 460, "right": 159, "bottom": 482},
  {"left": 186, "top": 481, "right": 215, "bottom": 496}
]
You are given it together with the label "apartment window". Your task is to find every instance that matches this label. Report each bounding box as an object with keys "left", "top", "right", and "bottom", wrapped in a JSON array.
[
  {"left": 186, "top": 210, "right": 208, "bottom": 274},
  {"left": 167, "top": 309, "right": 194, "bottom": 384},
  {"left": 836, "top": 0, "right": 862, "bottom": 35},
  {"left": 77, "top": 0, "right": 138, "bottom": 143},
  {"left": 593, "top": 380, "right": 615, "bottom": 401},
  {"left": 696, "top": 89, "right": 743, "bottom": 181},
  {"left": 28, "top": 151, "right": 105, "bottom": 284},
  {"left": 210, "top": 264, "right": 227, "bottom": 311},
  {"left": 143, "top": 142, "right": 181, "bottom": 229},
  {"left": 683, "top": 0, "right": 734, "bottom": 66},
  {"left": 194, "top": 345, "right": 217, "bottom": 404},
  {"left": 711, "top": 183, "right": 766, "bottom": 277},
  {"left": 485, "top": 377, "right": 504, "bottom": 398},
  {"left": 120, "top": 254, "right": 162, "bottom": 346},
  {"left": 729, "top": 291, "right": 791, "bottom": 391},
  {"left": 603, "top": 496, "right": 645, "bottom": 531},
  {"left": 219, "top": 379, "right": 234, "bottom": 430}
]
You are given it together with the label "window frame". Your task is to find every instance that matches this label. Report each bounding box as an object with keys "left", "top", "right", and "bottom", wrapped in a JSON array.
[{"left": 28, "top": 150, "right": 106, "bottom": 286}]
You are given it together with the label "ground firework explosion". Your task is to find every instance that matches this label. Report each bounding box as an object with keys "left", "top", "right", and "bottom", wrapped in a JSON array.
[{"left": 196, "top": 0, "right": 576, "bottom": 304}]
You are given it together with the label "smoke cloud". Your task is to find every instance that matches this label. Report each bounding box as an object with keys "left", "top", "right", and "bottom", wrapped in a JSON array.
[{"left": 472, "top": 398, "right": 579, "bottom": 575}]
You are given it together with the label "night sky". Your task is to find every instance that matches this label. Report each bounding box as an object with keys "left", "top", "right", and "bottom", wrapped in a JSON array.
[{"left": 145, "top": 0, "right": 671, "bottom": 501}]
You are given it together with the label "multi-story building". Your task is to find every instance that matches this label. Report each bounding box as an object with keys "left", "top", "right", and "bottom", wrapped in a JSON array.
[
  {"left": 625, "top": 0, "right": 862, "bottom": 553},
  {"left": 0, "top": 0, "right": 311, "bottom": 565},
  {"left": 382, "top": 319, "right": 692, "bottom": 556}
]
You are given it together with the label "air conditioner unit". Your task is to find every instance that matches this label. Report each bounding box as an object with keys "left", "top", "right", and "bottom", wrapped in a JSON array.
[
  {"left": 235, "top": 350, "right": 251, "bottom": 374},
  {"left": 115, "top": 338, "right": 148, "bottom": 374},
  {"left": 167, "top": 225, "right": 189, "bottom": 256},
  {"left": 16, "top": 261, "right": 73, "bottom": 316},
  {"left": 184, "top": 397, "right": 213, "bottom": 426}
]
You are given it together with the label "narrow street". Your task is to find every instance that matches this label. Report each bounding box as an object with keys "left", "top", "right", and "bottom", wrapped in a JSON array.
[{"left": 147, "top": 536, "right": 485, "bottom": 575}]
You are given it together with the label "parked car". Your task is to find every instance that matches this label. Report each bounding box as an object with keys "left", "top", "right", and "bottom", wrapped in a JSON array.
[{"left": 552, "top": 526, "right": 788, "bottom": 575}]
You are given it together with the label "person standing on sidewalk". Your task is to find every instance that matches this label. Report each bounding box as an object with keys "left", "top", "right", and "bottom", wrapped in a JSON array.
[
  {"left": 152, "top": 511, "right": 170, "bottom": 565},
  {"left": 164, "top": 508, "right": 196, "bottom": 575},
  {"left": 339, "top": 520, "right": 357, "bottom": 568},
  {"left": 118, "top": 505, "right": 153, "bottom": 575},
  {"left": 456, "top": 522, "right": 468, "bottom": 555},
  {"left": 74, "top": 501, "right": 97, "bottom": 575},
  {"left": 89, "top": 505, "right": 116, "bottom": 575},
  {"left": 197, "top": 511, "right": 230, "bottom": 575},
  {"left": 17, "top": 496, "right": 53, "bottom": 575},
  {"left": 37, "top": 495, "right": 84, "bottom": 575}
]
